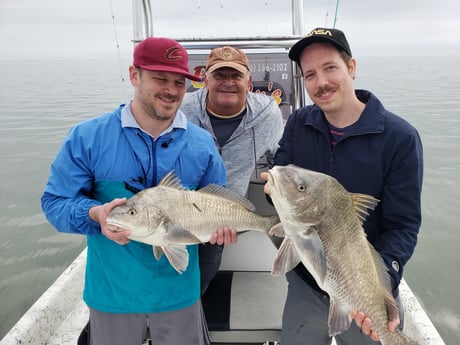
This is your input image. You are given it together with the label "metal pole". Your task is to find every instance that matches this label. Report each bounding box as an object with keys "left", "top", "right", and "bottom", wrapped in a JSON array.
[
  {"left": 132, "top": 0, "right": 153, "bottom": 43},
  {"left": 291, "top": 0, "right": 307, "bottom": 109},
  {"left": 292, "top": 0, "right": 304, "bottom": 35},
  {"left": 142, "top": 0, "right": 153, "bottom": 38}
]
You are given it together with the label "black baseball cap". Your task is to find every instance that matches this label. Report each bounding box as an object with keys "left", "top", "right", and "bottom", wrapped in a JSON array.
[{"left": 289, "top": 27, "right": 352, "bottom": 62}]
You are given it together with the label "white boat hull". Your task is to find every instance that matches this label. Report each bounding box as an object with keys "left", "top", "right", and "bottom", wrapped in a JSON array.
[{"left": 0, "top": 245, "right": 445, "bottom": 345}]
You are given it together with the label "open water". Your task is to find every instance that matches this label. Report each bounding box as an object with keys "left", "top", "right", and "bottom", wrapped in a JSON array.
[{"left": 0, "top": 56, "right": 459, "bottom": 344}]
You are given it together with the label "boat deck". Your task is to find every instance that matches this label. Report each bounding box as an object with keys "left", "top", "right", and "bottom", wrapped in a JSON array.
[{"left": 0, "top": 247, "right": 445, "bottom": 345}]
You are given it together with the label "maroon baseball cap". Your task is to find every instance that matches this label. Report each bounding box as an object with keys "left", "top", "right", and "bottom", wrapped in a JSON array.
[{"left": 133, "top": 37, "right": 201, "bottom": 81}]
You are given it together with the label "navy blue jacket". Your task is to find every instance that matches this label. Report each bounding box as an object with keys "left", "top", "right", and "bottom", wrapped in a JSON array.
[{"left": 275, "top": 90, "right": 423, "bottom": 292}]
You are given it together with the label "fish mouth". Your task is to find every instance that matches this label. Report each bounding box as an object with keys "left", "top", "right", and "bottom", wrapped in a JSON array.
[
  {"left": 107, "top": 222, "right": 129, "bottom": 232},
  {"left": 107, "top": 222, "right": 156, "bottom": 239},
  {"left": 266, "top": 170, "right": 283, "bottom": 197}
]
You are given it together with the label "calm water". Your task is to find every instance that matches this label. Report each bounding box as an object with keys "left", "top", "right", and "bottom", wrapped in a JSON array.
[{"left": 0, "top": 56, "right": 459, "bottom": 344}]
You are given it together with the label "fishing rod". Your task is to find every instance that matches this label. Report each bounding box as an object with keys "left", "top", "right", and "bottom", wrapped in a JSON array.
[
  {"left": 333, "top": 0, "right": 339, "bottom": 28},
  {"left": 325, "top": 0, "right": 340, "bottom": 28}
]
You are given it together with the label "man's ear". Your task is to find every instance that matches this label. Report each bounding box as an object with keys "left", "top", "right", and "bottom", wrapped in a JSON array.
[
  {"left": 248, "top": 75, "right": 253, "bottom": 91},
  {"left": 129, "top": 65, "right": 140, "bottom": 86},
  {"left": 348, "top": 58, "right": 357, "bottom": 80}
]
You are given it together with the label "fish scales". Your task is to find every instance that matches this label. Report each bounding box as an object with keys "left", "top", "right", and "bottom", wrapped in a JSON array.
[
  {"left": 266, "top": 164, "right": 419, "bottom": 345},
  {"left": 106, "top": 172, "right": 279, "bottom": 273},
  {"left": 147, "top": 185, "right": 276, "bottom": 241}
]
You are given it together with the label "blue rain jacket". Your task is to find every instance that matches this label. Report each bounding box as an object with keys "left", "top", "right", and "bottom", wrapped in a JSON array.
[{"left": 41, "top": 103, "right": 226, "bottom": 313}]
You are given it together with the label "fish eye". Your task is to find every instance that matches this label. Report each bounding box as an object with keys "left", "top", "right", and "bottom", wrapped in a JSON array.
[
  {"left": 297, "top": 184, "right": 306, "bottom": 192},
  {"left": 128, "top": 208, "right": 137, "bottom": 216}
]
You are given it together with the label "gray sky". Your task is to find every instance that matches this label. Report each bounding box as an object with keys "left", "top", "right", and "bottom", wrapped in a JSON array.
[{"left": 0, "top": 0, "right": 459, "bottom": 60}]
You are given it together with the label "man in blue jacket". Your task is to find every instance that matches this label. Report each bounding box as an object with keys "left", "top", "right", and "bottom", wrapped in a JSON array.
[
  {"left": 41, "top": 37, "right": 235, "bottom": 345},
  {"left": 262, "top": 28, "right": 423, "bottom": 344}
]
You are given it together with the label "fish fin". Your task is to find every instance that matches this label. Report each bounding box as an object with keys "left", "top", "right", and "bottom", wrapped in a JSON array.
[
  {"left": 268, "top": 222, "right": 285, "bottom": 237},
  {"left": 298, "top": 227, "right": 327, "bottom": 286},
  {"left": 351, "top": 193, "right": 379, "bottom": 223},
  {"left": 162, "top": 245, "right": 189, "bottom": 274},
  {"left": 328, "top": 298, "right": 352, "bottom": 336},
  {"left": 369, "top": 243, "right": 400, "bottom": 321},
  {"left": 158, "top": 171, "right": 188, "bottom": 190},
  {"left": 370, "top": 243, "right": 393, "bottom": 291},
  {"left": 271, "top": 238, "right": 301, "bottom": 276},
  {"left": 198, "top": 184, "right": 256, "bottom": 212},
  {"left": 152, "top": 246, "right": 164, "bottom": 260},
  {"left": 384, "top": 290, "right": 400, "bottom": 322},
  {"left": 164, "top": 225, "right": 202, "bottom": 244}
]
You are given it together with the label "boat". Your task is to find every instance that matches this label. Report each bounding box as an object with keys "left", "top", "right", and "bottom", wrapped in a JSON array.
[
  {"left": 0, "top": 246, "right": 446, "bottom": 345},
  {"left": 0, "top": 1, "right": 446, "bottom": 344}
]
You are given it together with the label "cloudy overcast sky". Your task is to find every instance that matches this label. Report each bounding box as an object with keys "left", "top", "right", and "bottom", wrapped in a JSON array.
[{"left": 0, "top": 0, "right": 459, "bottom": 60}]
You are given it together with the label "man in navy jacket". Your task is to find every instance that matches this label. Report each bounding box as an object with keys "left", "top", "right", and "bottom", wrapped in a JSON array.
[{"left": 262, "top": 28, "right": 423, "bottom": 345}]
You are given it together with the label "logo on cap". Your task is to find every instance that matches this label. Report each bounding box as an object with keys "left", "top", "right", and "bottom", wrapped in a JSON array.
[
  {"left": 165, "top": 46, "right": 183, "bottom": 61},
  {"left": 307, "top": 28, "right": 332, "bottom": 38},
  {"left": 220, "top": 47, "right": 236, "bottom": 61}
]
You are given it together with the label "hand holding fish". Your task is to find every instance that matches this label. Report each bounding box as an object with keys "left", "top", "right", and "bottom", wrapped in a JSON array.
[
  {"left": 351, "top": 310, "right": 401, "bottom": 342},
  {"left": 106, "top": 172, "right": 278, "bottom": 273},
  {"left": 260, "top": 172, "right": 271, "bottom": 195},
  {"left": 89, "top": 198, "right": 131, "bottom": 245},
  {"left": 263, "top": 165, "right": 418, "bottom": 344},
  {"left": 209, "top": 226, "right": 238, "bottom": 245}
]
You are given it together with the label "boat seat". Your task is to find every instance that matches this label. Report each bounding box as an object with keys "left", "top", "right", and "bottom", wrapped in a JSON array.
[
  {"left": 201, "top": 175, "right": 288, "bottom": 344},
  {"left": 203, "top": 270, "right": 287, "bottom": 344}
]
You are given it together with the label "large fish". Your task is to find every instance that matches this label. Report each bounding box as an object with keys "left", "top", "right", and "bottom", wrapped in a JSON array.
[
  {"left": 106, "top": 172, "right": 279, "bottom": 273},
  {"left": 265, "top": 164, "right": 418, "bottom": 345}
]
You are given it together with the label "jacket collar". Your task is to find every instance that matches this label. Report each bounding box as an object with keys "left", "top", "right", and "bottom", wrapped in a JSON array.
[
  {"left": 120, "top": 101, "right": 187, "bottom": 138},
  {"left": 305, "top": 90, "right": 386, "bottom": 138}
]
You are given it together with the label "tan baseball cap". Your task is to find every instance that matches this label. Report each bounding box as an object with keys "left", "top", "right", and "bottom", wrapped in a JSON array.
[{"left": 205, "top": 46, "right": 250, "bottom": 74}]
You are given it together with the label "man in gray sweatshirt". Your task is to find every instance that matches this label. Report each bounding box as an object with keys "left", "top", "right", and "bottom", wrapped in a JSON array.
[{"left": 180, "top": 46, "right": 284, "bottom": 292}]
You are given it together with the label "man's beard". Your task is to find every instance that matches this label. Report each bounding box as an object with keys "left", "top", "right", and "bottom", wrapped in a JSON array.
[{"left": 141, "top": 94, "right": 179, "bottom": 121}]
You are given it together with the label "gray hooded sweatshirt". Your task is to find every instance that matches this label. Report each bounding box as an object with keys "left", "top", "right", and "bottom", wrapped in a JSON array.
[{"left": 181, "top": 88, "right": 284, "bottom": 196}]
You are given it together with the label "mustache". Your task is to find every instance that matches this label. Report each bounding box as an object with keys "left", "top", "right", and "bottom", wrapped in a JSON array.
[
  {"left": 159, "top": 93, "right": 180, "bottom": 102},
  {"left": 315, "top": 84, "right": 335, "bottom": 97}
]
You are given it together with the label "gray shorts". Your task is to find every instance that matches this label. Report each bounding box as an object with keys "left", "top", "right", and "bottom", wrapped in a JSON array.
[
  {"left": 89, "top": 300, "right": 210, "bottom": 345},
  {"left": 281, "top": 271, "right": 404, "bottom": 345}
]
